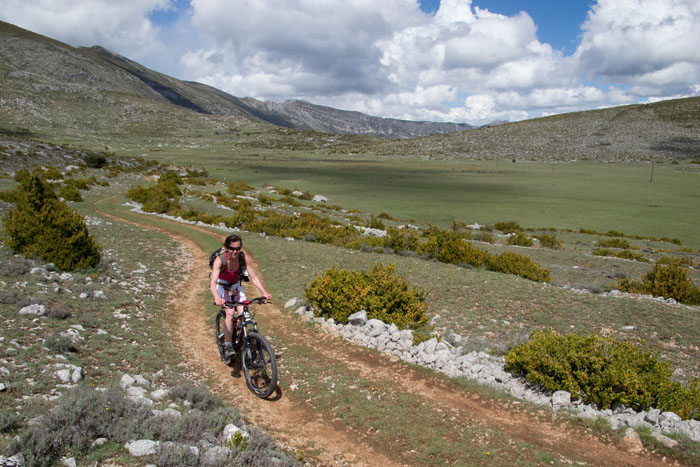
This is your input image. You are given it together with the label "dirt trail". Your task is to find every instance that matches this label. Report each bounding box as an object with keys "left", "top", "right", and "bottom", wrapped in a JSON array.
[{"left": 97, "top": 202, "right": 664, "bottom": 466}]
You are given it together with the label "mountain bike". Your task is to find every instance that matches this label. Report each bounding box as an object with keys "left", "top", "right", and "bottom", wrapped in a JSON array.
[{"left": 215, "top": 297, "right": 277, "bottom": 398}]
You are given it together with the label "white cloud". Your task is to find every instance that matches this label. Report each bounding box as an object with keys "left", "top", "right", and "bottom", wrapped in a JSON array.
[
  {"left": 575, "top": 0, "right": 700, "bottom": 96},
  {"left": 0, "top": 0, "right": 172, "bottom": 58},
  {"left": 4, "top": 0, "right": 700, "bottom": 125},
  {"left": 183, "top": 0, "right": 595, "bottom": 123}
]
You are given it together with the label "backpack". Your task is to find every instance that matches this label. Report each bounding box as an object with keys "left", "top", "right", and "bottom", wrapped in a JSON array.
[{"left": 209, "top": 248, "right": 249, "bottom": 282}]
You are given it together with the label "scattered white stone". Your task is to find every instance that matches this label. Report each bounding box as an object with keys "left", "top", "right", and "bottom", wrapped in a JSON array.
[
  {"left": 55, "top": 369, "right": 72, "bottom": 383},
  {"left": 93, "top": 290, "right": 107, "bottom": 300},
  {"left": 79, "top": 293, "right": 88, "bottom": 299},
  {"left": 223, "top": 424, "right": 248, "bottom": 444},
  {"left": 621, "top": 428, "right": 644, "bottom": 453},
  {"left": 652, "top": 432, "right": 679, "bottom": 448},
  {"left": 284, "top": 298, "right": 297, "bottom": 309},
  {"left": 0, "top": 383, "right": 6, "bottom": 391},
  {"left": 348, "top": 310, "right": 367, "bottom": 326},
  {"left": 120, "top": 374, "right": 136, "bottom": 389},
  {"left": 202, "top": 446, "right": 233, "bottom": 465},
  {"left": 312, "top": 195, "right": 328, "bottom": 203},
  {"left": 71, "top": 366, "right": 84, "bottom": 383},
  {"left": 91, "top": 438, "right": 108, "bottom": 448},
  {"left": 127, "top": 386, "right": 147, "bottom": 398},
  {"left": 19, "top": 304, "right": 46, "bottom": 316},
  {"left": 59, "top": 272, "right": 73, "bottom": 282},
  {"left": 125, "top": 439, "right": 159, "bottom": 456},
  {"left": 60, "top": 457, "right": 77, "bottom": 467},
  {"left": 151, "top": 388, "right": 169, "bottom": 400},
  {"left": 133, "top": 375, "right": 150, "bottom": 387},
  {"left": 552, "top": 391, "right": 571, "bottom": 408},
  {"left": 163, "top": 407, "right": 182, "bottom": 417}
]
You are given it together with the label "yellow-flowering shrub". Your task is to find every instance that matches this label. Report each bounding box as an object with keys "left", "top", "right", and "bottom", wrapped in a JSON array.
[
  {"left": 505, "top": 328, "right": 699, "bottom": 418},
  {"left": 305, "top": 263, "right": 428, "bottom": 330},
  {"left": 617, "top": 263, "right": 700, "bottom": 304}
]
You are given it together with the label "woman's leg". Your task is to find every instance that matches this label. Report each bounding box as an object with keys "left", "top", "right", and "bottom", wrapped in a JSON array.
[{"left": 224, "top": 306, "right": 236, "bottom": 344}]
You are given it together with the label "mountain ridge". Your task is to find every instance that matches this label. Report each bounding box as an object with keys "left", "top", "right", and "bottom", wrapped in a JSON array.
[{"left": 0, "top": 20, "right": 471, "bottom": 139}]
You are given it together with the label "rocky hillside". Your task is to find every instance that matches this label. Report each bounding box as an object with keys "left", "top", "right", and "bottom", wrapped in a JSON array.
[
  {"left": 0, "top": 20, "right": 469, "bottom": 140},
  {"left": 375, "top": 97, "right": 700, "bottom": 162},
  {"left": 237, "top": 98, "right": 471, "bottom": 139}
]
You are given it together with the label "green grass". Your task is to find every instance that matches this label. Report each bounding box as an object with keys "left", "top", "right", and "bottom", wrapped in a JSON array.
[{"left": 142, "top": 151, "right": 700, "bottom": 250}]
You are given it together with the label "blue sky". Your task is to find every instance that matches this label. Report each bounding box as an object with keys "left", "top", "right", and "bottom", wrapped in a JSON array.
[{"left": 2, "top": 0, "right": 699, "bottom": 125}]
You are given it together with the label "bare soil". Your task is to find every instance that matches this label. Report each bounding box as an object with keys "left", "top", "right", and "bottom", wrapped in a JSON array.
[{"left": 98, "top": 203, "right": 667, "bottom": 466}]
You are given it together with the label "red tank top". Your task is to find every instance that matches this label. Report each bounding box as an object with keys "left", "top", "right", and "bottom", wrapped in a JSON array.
[{"left": 218, "top": 251, "right": 241, "bottom": 283}]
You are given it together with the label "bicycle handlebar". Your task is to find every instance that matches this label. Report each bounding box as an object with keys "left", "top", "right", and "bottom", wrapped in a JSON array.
[{"left": 219, "top": 296, "right": 269, "bottom": 308}]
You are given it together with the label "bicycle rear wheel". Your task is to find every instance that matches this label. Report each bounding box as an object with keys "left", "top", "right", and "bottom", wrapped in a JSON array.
[
  {"left": 214, "top": 311, "right": 232, "bottom": 365},
  {"left": 242, "top": 332, "right": 277, "bottom": 398}
]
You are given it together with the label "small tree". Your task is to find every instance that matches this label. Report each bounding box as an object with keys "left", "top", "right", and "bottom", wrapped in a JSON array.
[{"left": 3, "top": 174, "right": 100, "bottom": 271}]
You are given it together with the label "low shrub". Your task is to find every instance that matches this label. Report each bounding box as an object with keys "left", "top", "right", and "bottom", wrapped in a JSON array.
[
  {"left": 0, "top": 289, "right": 21, "bottom": 304},
  {"left": 0, "top": 259, "right": 31, "bottom": 276},
  {"left": 418, "top": 227, "right": 489, "bottom": 267},
  {"left": 494, "top": 221, "right": 522, "bottom": 233},
  {"left": 3, "top": 174, "right": 101, "bottom": 271},
  {"left": 593, "top": 249, "right": 649, "bottom": 262},
  {"left": 305, "top": 263, "right": 428, "bottom": 330},
  {"left": 0, "top": 409, "right": 22, "bottom": 434},
  {"left": 168, "top": 382, "right": 222, "bottom": 412},
  {"left": 126, "top": 177, "right": 182, "bottom": 214},
  {"left": 535, "top": 233, "right": 562, "bottom": 249},
  {"left": 659, "top": 237, "right": 683, "bottom": 245},
  {"left": 279, "top": 195, "right": 301, "bottom": 206},
  {"left": 58, "top": 184, "right": 83, "bottom": 202},
  {"left": 227, "top": 181, "right": 254, "bottom": 197},
  {"left": 617, "top": 263, "right": 700, "bottom": 304},
  {"left": 505, "top": 328, "right": 700, "bottom": 418},
  {"left": 486, "top": 251, "right": 551, "bottom": 282},
  {"left": 656, "top": 256, "right": 693, "bottom": 267},
  {"left": 0, "top": 189, "right": 18, "bottom": 203},
  {"left": 366, "top": 215, "right": 385, "bottom": 230},
  {"left": 48, "top": 301, "right": 72, "bottom": 320},
  {"left": 385, "top": 226, "right": 420, "bottom": 252},
  {"left": 473, "top": 231, "right": 495, "bottom": 243},
  {"left": 507, "top": 232, "right": 534, "bottom": 247},
  {"left": 597, "top": 238, "right": 632, "bottom": 249},
  {"left": 84, "top": 152, "right": 107, "bottom": 168},
  {"left": 46, "top": 333, "right": 78, "bottom": 354},
  {"left": 257, "top": 194, "right": 273, "bottom": 206}
]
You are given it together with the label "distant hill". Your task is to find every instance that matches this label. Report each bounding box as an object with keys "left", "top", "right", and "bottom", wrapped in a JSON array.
[
  {"left": 0, "top": 21, "right": 470, "bottom": 140},
  {"left": 374, "top": 97, "right": 700, "bottom": 162}
]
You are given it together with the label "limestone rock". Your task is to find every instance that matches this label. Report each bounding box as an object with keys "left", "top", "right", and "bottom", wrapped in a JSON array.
[
  {"left": 19, "top": 304, "right": 46, "bottom": 316},
  {"left": 125, "top": 439, "right": 159, "bottom": 456},
  {"left": 620, "top": 428, "right": 644, "bottom": 453},
  {"left": 348, "top": 310, "right": 367, "bottom": 326},
  {"left": 120, "top": 374, "right": 136, "bottom": 389}
]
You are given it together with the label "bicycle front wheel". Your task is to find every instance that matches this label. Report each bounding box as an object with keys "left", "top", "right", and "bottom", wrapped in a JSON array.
[{"left": 242, "top": 332, "right": 277, "bottom": 398}]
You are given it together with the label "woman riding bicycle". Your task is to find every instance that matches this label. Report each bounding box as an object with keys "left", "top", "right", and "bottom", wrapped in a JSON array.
[{"left": 210, "top": 234, "right": 272, "bottom": 358}]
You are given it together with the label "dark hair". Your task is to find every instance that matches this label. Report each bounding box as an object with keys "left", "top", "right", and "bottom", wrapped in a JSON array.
[{"left": 224, "top": 234, "right": 242, "bottom": 248}]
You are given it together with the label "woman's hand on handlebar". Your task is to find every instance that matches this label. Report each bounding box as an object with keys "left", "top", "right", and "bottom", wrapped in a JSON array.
[{"left": 214, "top": 297, "right": 227, "bottom": 307}]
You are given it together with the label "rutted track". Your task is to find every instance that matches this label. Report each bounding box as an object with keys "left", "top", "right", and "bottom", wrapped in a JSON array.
[{"left": 96, "top": 199, "right": 664, "bottom": 466}]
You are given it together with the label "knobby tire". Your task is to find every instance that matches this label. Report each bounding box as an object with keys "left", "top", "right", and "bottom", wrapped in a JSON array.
[{"left": 242, "top": 332, "right": 277, "bottom": 398}]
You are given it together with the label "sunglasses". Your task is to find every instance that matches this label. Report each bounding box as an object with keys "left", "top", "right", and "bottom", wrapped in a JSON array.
[{"left": 227, "top": 246, "right": 242, "bottom": 252}]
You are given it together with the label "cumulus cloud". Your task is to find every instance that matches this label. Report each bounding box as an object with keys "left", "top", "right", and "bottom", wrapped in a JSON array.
[
  {"left": 0, "top": 0, "right": 172, "bottom": 58},
  {"left": 3, "top": 0, "right": 699, "bottom": 125},
  {"left": 182, "top": 0, "right": 600, "bottom": 123},
  {"left": 575, "top": 0, "right": 700, "bottom": 97}
]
